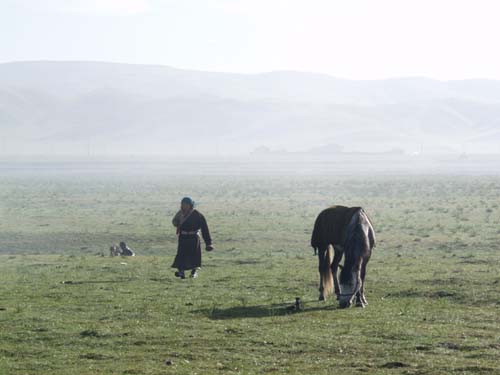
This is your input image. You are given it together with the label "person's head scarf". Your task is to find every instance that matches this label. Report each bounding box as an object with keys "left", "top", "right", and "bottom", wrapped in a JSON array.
[{"left": 181, "top": 197, "right": 195, "bottom": 208}]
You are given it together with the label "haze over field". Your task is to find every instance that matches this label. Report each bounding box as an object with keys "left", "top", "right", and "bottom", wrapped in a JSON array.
[{"left": 2, "top": 61, "right": 500, "bottom": 157}]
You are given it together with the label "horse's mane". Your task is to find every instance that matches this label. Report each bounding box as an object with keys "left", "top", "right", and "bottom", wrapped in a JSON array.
[{"left": 339, "top": 209, "right": 369, "bottom": 284}]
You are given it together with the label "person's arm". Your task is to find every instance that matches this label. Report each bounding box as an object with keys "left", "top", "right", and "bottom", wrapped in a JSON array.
[{"left": 199, "top": 213, "right": 213, "bottom": 250}]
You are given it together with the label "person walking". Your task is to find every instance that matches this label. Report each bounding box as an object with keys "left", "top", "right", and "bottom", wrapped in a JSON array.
[{"left": 171, "top": 197, "right": 213, "bottom": 279}]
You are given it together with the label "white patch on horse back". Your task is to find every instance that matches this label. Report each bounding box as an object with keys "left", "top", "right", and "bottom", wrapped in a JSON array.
[
  {"left": 348, "top": 211, "right": 359, "bottom": 228},
  {"left": 360, "top": 212, "right": 373, "bottom": 238}
]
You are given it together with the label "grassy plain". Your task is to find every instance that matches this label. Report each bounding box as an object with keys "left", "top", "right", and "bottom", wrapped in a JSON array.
[{"left": 1, "top": 167, "right": 499, "bottom": 374}]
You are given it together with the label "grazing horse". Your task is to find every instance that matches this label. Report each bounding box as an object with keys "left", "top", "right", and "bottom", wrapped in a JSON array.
[
  {"left": 311, "top": 206, "right": 375, "bottom": 308},
  {"left": 109, "top": 242, "right": 136, "bottom": 256}
]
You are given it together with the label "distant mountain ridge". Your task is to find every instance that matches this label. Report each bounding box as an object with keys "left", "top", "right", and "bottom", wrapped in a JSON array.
[{"left": 1, "top": 61, "right": 500, "bottom": 155}]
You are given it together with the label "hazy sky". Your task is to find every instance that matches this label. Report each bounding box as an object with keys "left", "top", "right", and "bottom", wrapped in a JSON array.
[{"left": 2, "top": 0, "right": 500, "bottom": 79}]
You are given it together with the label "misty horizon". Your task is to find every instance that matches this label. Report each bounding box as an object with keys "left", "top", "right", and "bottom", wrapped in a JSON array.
[
  {"left": 2, "top": 61, "right": 500, "bottom": 158},
  {"left": 5, "top": 60, "right": 500, "bottom": 82},
  {"left": 3, "top": 1, "right": 500, "bottom": 162}
]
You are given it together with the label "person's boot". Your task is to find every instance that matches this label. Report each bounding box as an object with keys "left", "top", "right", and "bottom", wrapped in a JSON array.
[
  {"left": 190, "top": 269, "right": 198, "bottom": 278},
  {"left": 175, "top": 270, "right": 185, "bottom": 279}
]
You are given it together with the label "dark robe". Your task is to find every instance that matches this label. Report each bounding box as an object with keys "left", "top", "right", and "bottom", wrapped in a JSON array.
[{"left": 171, "top": 209, "right": 212, "bottom": 270}]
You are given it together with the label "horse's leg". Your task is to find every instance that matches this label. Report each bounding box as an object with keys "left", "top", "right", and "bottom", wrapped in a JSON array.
[
  {"left": 355, "top": 268, "right": 362, "bottom": 306},
  {"left": 361, "top": 216, "right": 374, "bottom": 306},
  {"left": 331, "top": 248, "right": 343, "bottom": 300},
  {"left": 318, "top": 275, "right": 325, "bottom": 301},
  {"left": 356, "top": 258, "right": 369, "bottom": 307},
  {"left": 361, "top": 258, "right": 369, "bottom": 306},
  {"left": 355, "top": 289, "right": 363, "bottom": 307},
  {"left": 318, "top": 249, "right": 325, "bottom": 301}
]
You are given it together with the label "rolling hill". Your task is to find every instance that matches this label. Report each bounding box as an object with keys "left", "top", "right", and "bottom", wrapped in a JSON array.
[{"left": 1, "top": 61, "right": 500, "bottom": 156}]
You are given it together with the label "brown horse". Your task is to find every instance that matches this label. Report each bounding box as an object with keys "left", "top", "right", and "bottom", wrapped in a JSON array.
[{"left": 311, "top": 206, "right": 375, "bottom": 308}]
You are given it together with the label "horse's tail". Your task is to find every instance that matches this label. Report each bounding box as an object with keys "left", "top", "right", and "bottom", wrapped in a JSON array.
[
  {"left": 321, "top": 244, "right": 334, "bottom": 297},
  {"left": 311, "top": 213, "right": 323, "bottom": 251}
]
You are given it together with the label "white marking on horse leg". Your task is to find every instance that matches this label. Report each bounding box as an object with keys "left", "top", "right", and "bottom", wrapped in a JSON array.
[{"left": 360, "top": 284, "right": 368, "bottom": 306}]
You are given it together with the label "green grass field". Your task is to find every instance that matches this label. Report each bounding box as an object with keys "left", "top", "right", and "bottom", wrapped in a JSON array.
[{"left": 1, "top": 171, "right": 499, "bottom": 374}]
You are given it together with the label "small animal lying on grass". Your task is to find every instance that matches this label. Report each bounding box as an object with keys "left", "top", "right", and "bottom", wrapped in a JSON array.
[{"left": 109, "top": 242, "right": 136, "bottom": 256}]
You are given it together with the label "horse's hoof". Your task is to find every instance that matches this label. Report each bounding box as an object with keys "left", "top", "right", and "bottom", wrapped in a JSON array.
[
  {"left": 335, "top": 294, "right": 340, "bottom": 301},
  {"left": 355, "top": 301, "right": 366, "bottom": 308},
  {"left": 319, "top": 295, "right": 325, "bottom": 301}
]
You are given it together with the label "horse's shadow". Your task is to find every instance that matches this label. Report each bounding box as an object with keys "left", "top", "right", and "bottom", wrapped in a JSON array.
[{"left": 193, "top": 300, "right": 337, "bottom": 320}]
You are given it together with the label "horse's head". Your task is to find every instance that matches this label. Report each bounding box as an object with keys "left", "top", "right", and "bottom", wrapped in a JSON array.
[{"left": 338, "top": 261, "right": 361, "bottom": 308}]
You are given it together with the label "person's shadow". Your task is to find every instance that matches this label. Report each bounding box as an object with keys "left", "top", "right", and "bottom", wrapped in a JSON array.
[{"left": 193, "top": 300, "right": 337, "bottom": 320}]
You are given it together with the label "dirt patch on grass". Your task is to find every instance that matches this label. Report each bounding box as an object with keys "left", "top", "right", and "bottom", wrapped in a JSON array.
[
  {"left": 385, "top": 289, "right": 464, "bottom": 301},
  {"left": 438, "top": 342, "right": 460, "bottom": 350},
  {"left": 415, "top": 345, "right": 432, "bottom": 351},
  {"left": 79, "top": 330, "right": 100, "bottom": 337},
  {"left": 380, "top": 361, "right": 410, "bottom": 369},
  {"left": 438, "top": 342, "right": 485, "bottom": 352},
  {"left": 385, "top": 289, "right": 422, "bottom": 298},
  {"left": 458, "top": 259, "right": 491, "bottom": 265},
  {"left": 79, "top": 353, "right": 112, "bottom": 360},
  {"left": 429, "top": 290, "right": 459, "bottom": 298},
  {"left": 454, "top": 366, "right": 496, "bottom": 373},
  {"left": 231, "top": 258, "right": 263, "bottom": 265}
]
